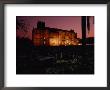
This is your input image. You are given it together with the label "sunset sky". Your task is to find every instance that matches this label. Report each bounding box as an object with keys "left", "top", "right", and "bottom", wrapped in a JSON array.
[{"left": 16, "top": 16, "right": 94, "bottom": 39}]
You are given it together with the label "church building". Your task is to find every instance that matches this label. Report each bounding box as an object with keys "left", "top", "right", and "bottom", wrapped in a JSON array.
[{"left": 32, "top": 21, "right": 79, "bottom": 46}]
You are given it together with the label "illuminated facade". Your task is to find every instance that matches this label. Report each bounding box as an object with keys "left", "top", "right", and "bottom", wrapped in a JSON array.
[{"left": 32, "top": 21, "right": 79, "bottom": 46}]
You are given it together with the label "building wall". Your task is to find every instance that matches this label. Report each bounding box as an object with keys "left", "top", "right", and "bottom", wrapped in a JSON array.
[
  {"left": 32, "top": 21, "right": 79, "bottom": 46},
  {"left": 32, "top": 28, "right": 79, "bottom": 46}
]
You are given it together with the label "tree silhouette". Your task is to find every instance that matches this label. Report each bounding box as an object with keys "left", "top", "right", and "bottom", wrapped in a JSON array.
[
  {"left": 16, "top": 17, "right": 28, "bottom": 37},
  {"left": 82, "top": 16, "right": 94, "bottom": 45},
  {"left": 87, "top": 16, "right": 90, "bottom": 33},
  {"left": 82, "top": 16, "right": 86, "bottom": 46}
]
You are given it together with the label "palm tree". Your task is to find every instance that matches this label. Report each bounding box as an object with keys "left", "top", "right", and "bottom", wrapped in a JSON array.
[
  {"left": 82, "top": 16, "right": 92, "bottom": 45},
  {"left": 81, "top": 16, "right": 86, "bottom": 46},
  {"left": 87, "top": 16, "right": 90, "bottom": 33}
]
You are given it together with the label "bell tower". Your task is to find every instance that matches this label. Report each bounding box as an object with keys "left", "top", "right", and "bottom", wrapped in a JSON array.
[{"left": 37, "top": 21, "right": 45, "bottom": 30}]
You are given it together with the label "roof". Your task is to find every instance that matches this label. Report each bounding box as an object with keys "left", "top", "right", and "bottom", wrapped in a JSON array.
[{"left": 33, "top": 27, "right": 76, "bottom": 34}]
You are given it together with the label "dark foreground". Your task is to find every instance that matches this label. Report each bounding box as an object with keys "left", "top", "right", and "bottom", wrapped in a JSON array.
[{"left": 16, "top": 45, "right": 94, "bottom": 74}]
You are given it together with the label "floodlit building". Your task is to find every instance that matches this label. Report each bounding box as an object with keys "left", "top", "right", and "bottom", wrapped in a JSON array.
[{"left": 32, "top": 21, "right": 79, "bottom": 46}]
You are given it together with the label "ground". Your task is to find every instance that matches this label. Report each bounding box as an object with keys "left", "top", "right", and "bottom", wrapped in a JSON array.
[{"left": 16, "top": 45, "right": 94, "bottom": 74}]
